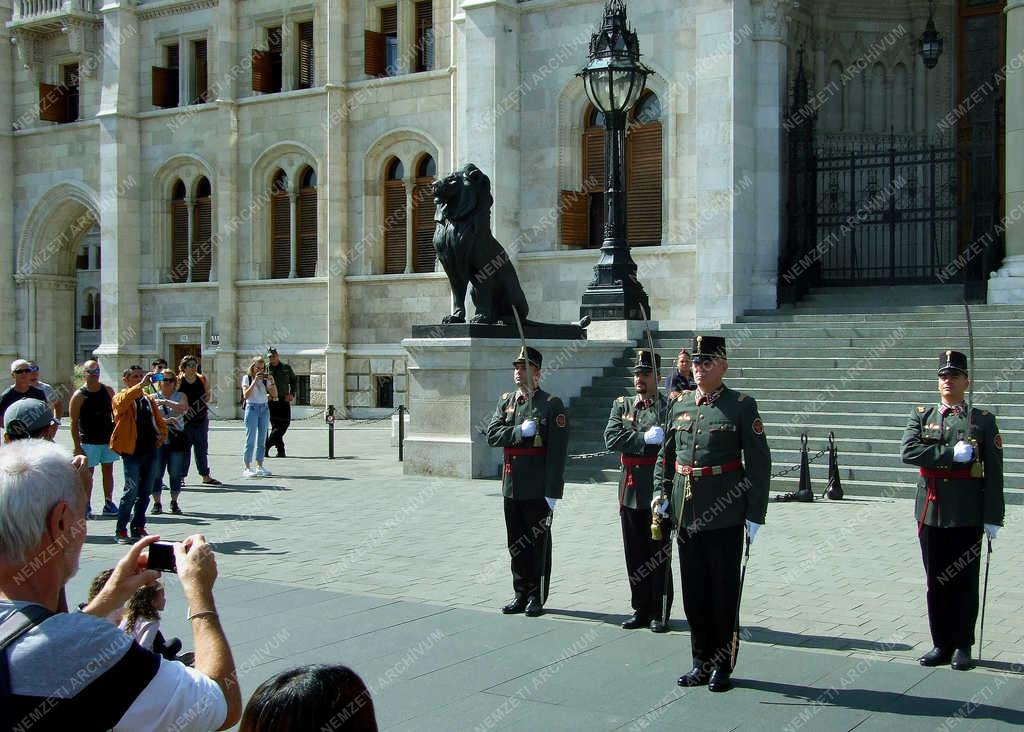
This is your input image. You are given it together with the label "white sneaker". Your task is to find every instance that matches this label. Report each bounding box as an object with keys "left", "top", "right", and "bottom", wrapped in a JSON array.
[
  {"left": 256, "top": 466, "right": 272, "bottom": 477},
  {"left": 242, "top": 467, "right": 257, "bottom": 478}
]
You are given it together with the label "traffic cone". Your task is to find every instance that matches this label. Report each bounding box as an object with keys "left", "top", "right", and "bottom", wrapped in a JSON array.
[{"left": 825, "top": 431, "right": 844, "bottom": 500}]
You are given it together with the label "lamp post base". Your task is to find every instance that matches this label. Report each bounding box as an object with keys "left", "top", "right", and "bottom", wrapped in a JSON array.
[{"left": 579, "top": 280, "right": 651, "bottom": 322}]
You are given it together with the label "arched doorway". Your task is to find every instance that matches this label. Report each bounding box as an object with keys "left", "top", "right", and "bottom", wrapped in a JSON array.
[{"left": 16, "top": 183, "right": 101, "bottom": 390}]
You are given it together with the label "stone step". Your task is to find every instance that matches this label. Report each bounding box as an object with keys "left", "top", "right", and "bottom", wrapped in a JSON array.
[
  {"left": 644, "top": 337, "right": 1024, "bottom": 350},
  {"left": 739, "top": 307, "right": 1023, "bottom": 321},
  {"left": 611, "top": 354, "right": 1022, "bottom": 368},
  {"left": 568, "top": 410, "right": 1024, "bottom": 431},
  {"left": 710, "top": 323, "right": 1024, "bottom": 338},
  {"left": 578, "top": 376, "right": 1024, "bottom": 396}
]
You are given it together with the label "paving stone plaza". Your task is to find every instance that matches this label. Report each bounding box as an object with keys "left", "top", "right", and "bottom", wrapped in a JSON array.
[{"left": 62, "top": 422, "right": 1024, "bottom": 731}]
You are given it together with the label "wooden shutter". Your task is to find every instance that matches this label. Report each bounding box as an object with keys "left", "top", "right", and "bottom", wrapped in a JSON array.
[
  {"left": 412, "top": 181, "right": 436, "bottom": 273},
  {"left": 626, "top": 121, "right": 663, "bottom": 246},
  {"left": 167, "top": 44, "right": 180, "bottom": 69},
  {"left": 365, "top": 30, "right": 386, "bottom": 77},
  {"left": 270, "top": 192, "right": 291, "bottom": 278},
  {"left": 415, "top": 1, "right": 433, "bottom": 72},
  {"left": 152, "top": 66, "right": 179, "bottom": 108},
  {"left": 559, "top": 190, "right": 589, "bottom": 247},
  {"left": 380, "top": 6, "right": 398, "bottom": 35},
  {"left": 383, "top": 180, "right": 407, "bottom": 274},
  {"left": 297, "top": 21, "right": 315, "bottom": 89},
  {"left": 170, "top": 200, "right": 189, "bottom": 283},
  {"left": 39, "top": 83, "right": 66, "bottom": 122},
  {"left": 582, "top": 127, "right": 606, "bottom": 193},
  {"left": 252, "top": 50, "right": 275, "bottom": 93},
  {"left": 192, "top": 196, "right": 213, "bottom": 281},
  {"left": 193, "top": 40, "right": 208, "bottom": 103},
  {"left": 297, "top": 187, "right": 318, "bottom": 277}
]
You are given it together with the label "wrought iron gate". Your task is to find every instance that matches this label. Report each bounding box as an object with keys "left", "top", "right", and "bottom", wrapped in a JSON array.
[{"left": 814, "top": 135, "right": 959, "bottom": 285}]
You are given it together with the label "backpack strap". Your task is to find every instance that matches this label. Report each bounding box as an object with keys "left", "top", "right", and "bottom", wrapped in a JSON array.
[{"left": 0, "top": 604, "right": 54, "bottom": 730}]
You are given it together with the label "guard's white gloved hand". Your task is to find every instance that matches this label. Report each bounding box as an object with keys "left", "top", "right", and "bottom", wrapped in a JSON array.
[
  {"left": 520, "top": 419, "right": 537, "bottom": 437},
  {"left": 644, "top": 426, "right": 665, "bottom": 445},
  {"left": 745, "top": 520, "right": 762, "bottom": 544},
  {"left": 984, "top": 523, "right": 999, "bottom": 541},
  {"left": 545, "top": 497, "right": 557, "bottom": 511},
  {"left": 651, "top": 497, "right": 670, "bottom": 518},
  {"left": 953, "top": 440, "right": 974, "bottom": 463}
]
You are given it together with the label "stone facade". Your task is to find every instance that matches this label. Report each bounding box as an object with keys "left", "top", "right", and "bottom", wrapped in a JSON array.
[{"left": 2, "top": 0, "right": 1019, "bottom": 417}]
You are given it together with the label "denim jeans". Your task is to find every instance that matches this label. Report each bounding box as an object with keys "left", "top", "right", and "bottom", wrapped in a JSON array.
[
  {"left": 243, "top": 402, "right": 270, "bottom": 465},
  {"left": 117, "top": 451, "right": 160, "bottom": 534},
  {"left": 152, "top": 442, "right": 191, "bottom": 500},
  {"left": 185, "top": 419, "right": 211, "bottom": 477}
]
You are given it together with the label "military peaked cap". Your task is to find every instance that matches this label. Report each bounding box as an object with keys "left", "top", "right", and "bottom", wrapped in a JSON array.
[
  {"left": 631, "top": 349, "right": 661, "bottom": 374},
  {"left": 938, "top": 350, "right": 968, "bottom": 376},
  {"left": 692, "top": 335, "right": 727, "bottom": 361},
  {"left": 513, "top": 346, "right": 542, "bottom": 368}
]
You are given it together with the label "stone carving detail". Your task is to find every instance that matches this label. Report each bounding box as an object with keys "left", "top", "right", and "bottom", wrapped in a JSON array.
[{"left": 11, "top": 29, "right": 45, "bottom": 79}]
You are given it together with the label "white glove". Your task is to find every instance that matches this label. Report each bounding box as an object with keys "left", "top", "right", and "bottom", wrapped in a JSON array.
[
  {"left": 953, "top": 440, "right": 974, "bottom": 463},
  {"left": 520, "top": 419, "right": 537, "bottom": 437},
  {"left": 984, "top": 524, "right": 999, "bottom": 541},
  {"left": 545, "top": 497, "right": 557, "bottom": 511},
  {"left": 745, "top": 520, "right": 762, "bottom": 544},
  {"left": 652, "top": 497, "right": 670, "bottom": 518},
  {"left": 643, "top": 426, "right": 665, "bottom": 445}
]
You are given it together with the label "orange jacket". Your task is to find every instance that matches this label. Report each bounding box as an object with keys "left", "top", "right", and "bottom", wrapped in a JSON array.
[{"left": 109, "top": 382, "right": 168, "bottom": 455}]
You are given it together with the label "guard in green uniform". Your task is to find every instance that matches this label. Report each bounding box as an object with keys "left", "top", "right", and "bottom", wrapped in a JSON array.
[
  {"left": 901, "top": 350, "right": 1004, "bottom": 671},
  {"left": 604, "top": 349, "right": 673, "bottom": 632},
  {"left": 486, "top": 346, "right": 570, "bottom": 618},
  {"left": 653, "top": 335, "right": 771, "bottom": 692}
]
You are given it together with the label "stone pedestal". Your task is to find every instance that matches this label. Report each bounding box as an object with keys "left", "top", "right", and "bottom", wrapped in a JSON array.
[{"left": 401, "top": 336, "right": 631, "bottom": 479}]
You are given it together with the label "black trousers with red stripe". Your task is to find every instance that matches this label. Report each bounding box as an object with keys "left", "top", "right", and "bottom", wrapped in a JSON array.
[
  {"left": 620, "top": 506, "right": 673, "bottom": 621},
  {"left": 677, "top": 524, "right": 744, "bottom": 672},
  {"left": 919, "top": 524, "right": 983, "bottom": 649}
]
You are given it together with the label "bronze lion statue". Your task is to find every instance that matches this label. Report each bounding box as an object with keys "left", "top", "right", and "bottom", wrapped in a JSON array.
[{"left": 432, "top": 163, "right": 530, "bottom": 325}]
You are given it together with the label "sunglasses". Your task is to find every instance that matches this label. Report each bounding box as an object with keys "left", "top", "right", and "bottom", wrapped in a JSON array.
[
  {"left": 13, "top": 367, "right": 39, "bottom": 374},
  {"left": 184, "top": 362, "right": 197, "bottom": 368},
  {"left": 85, "top": 368, "right": 101, "bottom": 375}
]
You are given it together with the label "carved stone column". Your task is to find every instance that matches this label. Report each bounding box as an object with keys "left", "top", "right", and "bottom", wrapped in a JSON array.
[{"left": 0, "top": 3, "right": 17, "bottom": 363}]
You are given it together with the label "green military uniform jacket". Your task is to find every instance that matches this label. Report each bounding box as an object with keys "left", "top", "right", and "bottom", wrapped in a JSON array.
[
  {"left": 604, "top": 393, "right": 668, "bottom": 509},
  {"left": 268, "top": 361, "right": 298, "bottom": 399},
  {"left": 900, "top": 403, "right": 1004, "bottom": 528},
  {"left": 486, "top": 388, "right": 570, "bottom": 500},
  {"left": 653, "top": 386, "right": 771, "bottom": 532}
]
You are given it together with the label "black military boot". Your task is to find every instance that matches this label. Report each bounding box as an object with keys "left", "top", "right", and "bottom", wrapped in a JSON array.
[
  {"left": 621, "top": 611, "right": 648, "bottom": 630},
  {"left": 524, "top": 596, "right": 544, "bottom": 617},
  {"left": 951, "top": 647, "right": 974, "bottom": 671},
  {"left": 708, "top": 667, "right": 733, "bottom": 692},
  {"left": 918, "top": 647, "right": 952, "bottom": 667},
  {"left": 677, "top": 666, "right": 710, "bottom": 687},
  {"left": 501, "top": 596, "right": 527, "bottom": 614}
]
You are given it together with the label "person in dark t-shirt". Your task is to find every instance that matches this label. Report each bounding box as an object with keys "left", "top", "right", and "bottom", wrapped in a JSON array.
[{"left": 0, "top": 358, "right": 47, "bottom": 427}]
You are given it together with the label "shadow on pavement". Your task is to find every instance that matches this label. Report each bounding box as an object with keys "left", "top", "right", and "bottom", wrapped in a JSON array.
[
  {"left": 177, "top": 512, "right": 282, "bottom": 522},
  {"left": 281, "top": 475, "right": 353, "bottom": 481},
  {"left": 743, "top": 679, "right": 1024, "bottom": 723},
  {"left": 746, "top": 626, "right": 914, "bottom": 652},
  {"left": 978, "top": 659, "right": 1024, "bottom": 675},
  {"left": 210, "top": 540, "right": 287, "bottom": 556},
  {"left": 185, "top": 485, "right": 289, "bottom": 493}
]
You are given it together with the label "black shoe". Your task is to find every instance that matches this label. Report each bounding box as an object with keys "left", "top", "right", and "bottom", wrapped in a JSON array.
[
  {"left": 951, "top": 647, "right": 974, "bottom": 671},
  {"left": 151, "top": 502, "right": 162, "bottom": 515},
  {"left": 170, "top": 501, "right": 183, "bottom": 515},
  {"left": 649, "top": 619, "right": 669, "bottom": 633},
  {"left": 918, "top": 647, "right": 952, "bottom": 667},
  {"left": 524, "top": 596, "right": 543, "bottom": 617},
  {"left": 501, "top": 596, "right": 527, "bottom": 614},
  {"left": 677, "top": 667, "right": 710, "bottom": 687},
  {"left": 708, "top": 668, "right": 733, "bottom": 692},
  {"left": 277, "top": 448, "right": 287, "bottom": 458},
  {"left": 621, "top": 611, "right": 649, "bottom": 630}
]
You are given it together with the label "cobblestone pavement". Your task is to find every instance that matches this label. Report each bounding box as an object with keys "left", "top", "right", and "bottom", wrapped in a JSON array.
[{"left": 63, "top": 422, "right": 1024, "bottom": 730}]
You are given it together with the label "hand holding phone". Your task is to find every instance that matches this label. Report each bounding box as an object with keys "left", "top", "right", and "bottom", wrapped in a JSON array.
[{"left": 145, "top": 541, "right": 178, "bottom": 573}]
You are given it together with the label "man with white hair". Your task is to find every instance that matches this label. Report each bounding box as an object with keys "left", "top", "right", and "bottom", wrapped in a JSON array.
[{"left": 0, "top": 440, "right": 242, "bottom": 731}]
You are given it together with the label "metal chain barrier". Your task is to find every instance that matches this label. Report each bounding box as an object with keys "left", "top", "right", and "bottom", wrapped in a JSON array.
[
  {"left": 770, "top": 445, "right": 827, "bottom": 479},
  {"left": 569, "top": 449, "right": 613, "bottom": 460}
]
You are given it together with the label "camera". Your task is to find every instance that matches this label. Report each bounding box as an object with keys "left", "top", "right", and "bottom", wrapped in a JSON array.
[
  {"left": 151, "top": 373, "right": 165, "bottom": 382},
  {"left": 146, "top": 541, "right": 177, "bottom": 573}
]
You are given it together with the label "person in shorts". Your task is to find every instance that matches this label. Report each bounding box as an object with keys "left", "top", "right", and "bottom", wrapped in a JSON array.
[{"left": 69, "top": 359, "right": 119, "bottom": 519}]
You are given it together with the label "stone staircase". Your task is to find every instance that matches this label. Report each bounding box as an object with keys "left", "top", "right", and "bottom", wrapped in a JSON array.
[{"left": 565, "top": 286, "right": 1024, "bottom": 505}]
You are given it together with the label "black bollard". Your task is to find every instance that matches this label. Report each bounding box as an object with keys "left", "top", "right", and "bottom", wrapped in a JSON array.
[
  {"left": 398, "top": 404, "right": 405, "bottom": 462},
  {"left": 825, "top": 431, "right": 844, "bottom": 500},
  {"left": 794, "top": 432, "right": 814, "bottom": 502},
  {"left": 326, "top": 404, "right": 336, "bottom": 459}
]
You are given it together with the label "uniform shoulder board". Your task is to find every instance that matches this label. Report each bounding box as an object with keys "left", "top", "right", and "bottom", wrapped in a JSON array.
[
  {"left": 916, "top": 406, "right": 926, "bottom": 413},
  {"left": 548, "top": 394, "right": 557, "bottom": 402},
  {"left": 502, "top": 392, "right": 509, "bottom": 401},
  {"left": 737, "top": 393, "right": 748, "bottom": 402},
  {"left": 617, "top": 396, "right": 625, "bottom": 404}
]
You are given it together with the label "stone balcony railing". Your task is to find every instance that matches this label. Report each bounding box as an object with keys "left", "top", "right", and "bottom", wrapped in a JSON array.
[{"left": 10, "top": 0, "right": 101, "bottom": 30}]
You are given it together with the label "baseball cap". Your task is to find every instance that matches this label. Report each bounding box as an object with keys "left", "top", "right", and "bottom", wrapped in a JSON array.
[
  {"left": 10, "top": 359, "right": 31, "bottom": 373},
  {"left": 4, "top": 398, "right": 57, "bottom": 438}
]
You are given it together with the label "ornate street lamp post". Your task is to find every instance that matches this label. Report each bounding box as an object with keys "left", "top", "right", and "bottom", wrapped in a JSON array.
[
  {"left": 577, "top": 0, "right": 652, "bottom": 321},
  {"left": 918, "top": 0, "right": 943, "bottom": 70}
]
